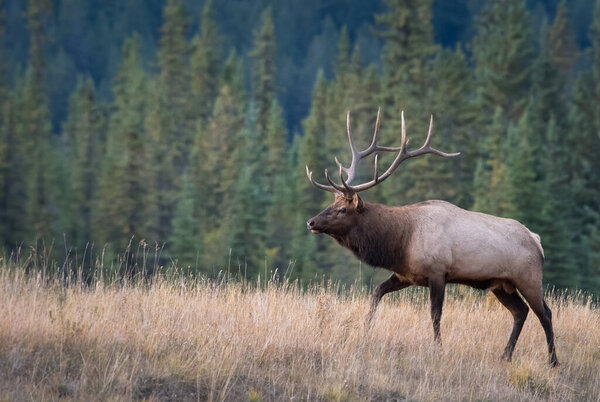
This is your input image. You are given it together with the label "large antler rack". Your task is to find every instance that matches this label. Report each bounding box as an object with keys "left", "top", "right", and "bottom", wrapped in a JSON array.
[{"left": 305, "top": 108, "right": 460, "bottom": 195}]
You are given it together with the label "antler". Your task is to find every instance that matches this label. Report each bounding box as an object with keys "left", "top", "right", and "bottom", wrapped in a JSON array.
[{"left": 305, "top": 109, "right": 460, "bottom": 195}]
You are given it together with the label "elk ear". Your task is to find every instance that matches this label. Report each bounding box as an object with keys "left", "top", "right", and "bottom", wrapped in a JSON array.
[{"left": 351, "top": 193, "right": 364, "bottom": 211}]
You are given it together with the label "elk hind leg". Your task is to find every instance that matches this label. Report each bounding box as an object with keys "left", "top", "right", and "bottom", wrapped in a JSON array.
[
  {"left": 518, "top": 285, "right": 559, "bottom": 367},
  {"left": 492, "top": 287, "right": 529, "bottom": 361},
  {"left": 428, "top": 277, "right": 446, "bottom": 344},
  {"left": 366, "top": 274, "right": 409, "bottom": 327}
]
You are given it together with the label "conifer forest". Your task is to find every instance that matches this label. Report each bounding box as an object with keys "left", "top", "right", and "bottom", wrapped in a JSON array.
[{"left": 0, "top": 0, "right": 599, "bottom": 293}]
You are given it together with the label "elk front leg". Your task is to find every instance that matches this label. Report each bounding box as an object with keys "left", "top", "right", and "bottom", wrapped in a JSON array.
[
  {"left": 428, "top": 277, "right": 446, "bottom": 344},
  {"left": 366, "top": 274, "right": 409, "bottom": 327}
]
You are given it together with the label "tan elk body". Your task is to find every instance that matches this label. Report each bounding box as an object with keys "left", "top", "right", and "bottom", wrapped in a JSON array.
[{"left": 306, "top": 110, "right": 559, "bottom": 366}]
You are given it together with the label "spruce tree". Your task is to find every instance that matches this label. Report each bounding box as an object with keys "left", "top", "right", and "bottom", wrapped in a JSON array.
[
  {"left": 264, "top": 100, "right": 290, "bottom": 266},
  {"left": 539, "top": 117, "right": 578, "bottom": 289},
  {"left": 431, "top": 46, "right": 476, "bottom": 207},
  {"left": 504, "top": 109, "right": 541, "bottom": 227},
  {"left": 152, "top": 0, "right": 191, "bottom": 243},
  {"left": 250, "top": 7, "right": 276, "bottom": 136},
  {"left": 374, "top": 0, "right": 438, "bottom": 206},
  {"left": 169, "top": 174, "right": 203, "bottom": 271},
  {"left": 293, "top": 71, "right": 330, "bottom": 280},
  {"left": 549, "top": 0, "right": 577, "bottom": 76},
  {"left": 62, "top": 76, "right": 104, "bottom": 249},
  {"left": 196, "top": 82, "right": 245, "bottom": 264},
  {"left": 96, "top": 36, "right": 150, "bottom": 252},
  {"left": 20, "top": 0, "right": 58, "bottom": 243},
  {"left": 190, "top": 0, "right": 221, "bottom": 126},
  {"left": 472, "top": 107, "right": 513, "bottom": 216},
  {"left": 472, "top": 0, "right": 534, "bottom": 122}
]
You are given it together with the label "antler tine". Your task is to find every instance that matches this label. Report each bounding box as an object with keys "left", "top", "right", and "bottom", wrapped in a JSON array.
[
  {"left": 365, "top": 107, "right": 382, "bottom": 150},
  {"left": 306, "top": 165, "right": 340, "bottom": 194},
  {"left": 373, "top": 154, "right": 379, "bottom": 183},
  {"left": 405, "top": 115, "right": 461, "bottom": 159},
  {"left": 324, "top": 168, "right": 346, "bottom": 193},
  {"left": 338, "top": 164, "right": 354, "bottom": 194}
]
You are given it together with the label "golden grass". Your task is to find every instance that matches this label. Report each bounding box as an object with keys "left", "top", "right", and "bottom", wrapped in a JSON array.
[{"left": 0, "top": 268, "right": 599, "bottom": 401}]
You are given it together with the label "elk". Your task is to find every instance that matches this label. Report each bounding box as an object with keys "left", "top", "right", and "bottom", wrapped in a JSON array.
[{"left": 305, "top": 109, "right": 559, "bottom": 367}]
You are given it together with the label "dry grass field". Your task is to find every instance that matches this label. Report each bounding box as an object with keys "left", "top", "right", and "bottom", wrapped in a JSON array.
[{"left": 0, "top": 265, "right": 599, "bottom": 401}]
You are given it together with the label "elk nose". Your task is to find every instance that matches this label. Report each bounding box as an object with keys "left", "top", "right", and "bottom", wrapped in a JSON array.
[{"left": 307, "top": 219, "right": 315, "bottom": 229}]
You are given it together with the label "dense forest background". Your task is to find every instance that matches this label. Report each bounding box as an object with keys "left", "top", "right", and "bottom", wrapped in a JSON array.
[{"left": 0, "top": 0, "right": 599, "bottom": 292}]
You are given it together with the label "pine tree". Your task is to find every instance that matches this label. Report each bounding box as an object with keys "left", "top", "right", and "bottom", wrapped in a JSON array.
[
  {"left": 292, "top": 71, "right": 330, "bottom": 280},
  {"left": 150, "top": 0, "right": 192, "bottom": 244},
  {"left": 374, "top": 0, "right": 438, "bottom": 206},
  {"left": 0, "top": 94, "right": 28, "bottom": 248},
  {"left": 504, "top": 108, "right": 541, "bottom": 227},
  {"left": 96, "top": 36, "right": 150, "bottom": 252},
  {"left": 264, "top": 100, "right": 289, "bottom": 266},
  {"left": 250, "top": 7, "right": 276, "bottom": 136},
  {"left": 549, "top": 0, "right": 577, "bottom": 76},
  {"left": 539, "top": 116, "right": 578, "bottom": 289},
  {"left": 190, "top": 0, "right": 221, "bottom": 126},
  {"left": 62, "top": 76, "right": 104, "bottom": 249},
  {"left": 472, "top": 0, "right": 534, "bottom": 122},
  {"left": 431, "top": 46, "right": 476, "bottom": 207},
  {"left": 195, "top": 82, "right": 245, "bottom": 264},
  {"left": 265, "top": 100, "right": 287, "bottom": 191},
  {"left": 20, "top": 0, "right": 58, "bottom": 243},
  {"left": 222, "top": 49, "right": 246, "bottom": 108},
  {"left": 472, "top": 107, "right": 513, "bottom": 216},
  {"left": 169, "top": 174, "right": 203, "bottom": 271},
  {"left": 224, "top": 114, "right": 269, "bottom": 276}
]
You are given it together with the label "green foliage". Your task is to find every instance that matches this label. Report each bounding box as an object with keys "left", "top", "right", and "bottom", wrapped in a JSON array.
[
  {"left": 95, "top": 36, "right": 150, "bottom": 251},
  {"left": 63, "top": 76, "right": 104, "bottom": 248},
  {"left": 472, "top": 0, "right": 534, "bottom": 121},
  {"left": 1, "top": 0, "right": 600, "bottom": 293},
  {"left": 250, "top": 7, "right": 276, "bottom": 135},
  {"left": 169, "top": 174, "right": 202, "bottom": 271}
]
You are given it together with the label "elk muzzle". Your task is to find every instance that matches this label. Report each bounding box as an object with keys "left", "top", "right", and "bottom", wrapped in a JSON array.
[{"left": 306, "top": 217, "right": 321, "bottom": 234}]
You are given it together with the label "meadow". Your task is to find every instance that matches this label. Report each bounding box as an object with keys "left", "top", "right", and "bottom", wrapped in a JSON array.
[{"left": 0, "top": 263, "right": 599, "bottom": 401}]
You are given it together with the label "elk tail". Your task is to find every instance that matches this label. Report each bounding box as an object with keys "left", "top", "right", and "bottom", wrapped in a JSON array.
[{"left": 529, "top": 231, "right": 545, "bottom": 261}]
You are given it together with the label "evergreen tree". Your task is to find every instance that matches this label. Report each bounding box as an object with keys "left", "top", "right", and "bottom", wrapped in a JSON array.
[
  {"left": 169, "top": 174, "right": 203, "bottom": 271},
  {"left": 431, "top": 46, "right": 476, "bottom": 207},
  {"left": 0, "top": 94, "right": 28, "bottom": 248},
  {"left": 224, "top": 114, "right": 269, "bottom": 276},
  {"left": 472, "top": 0, "right": 534, "bottom": 121},
  {"left": 472, "top": 107, "right": 513, "bottom": 216},
  {"left": 20, "top": 0, "right": 58, "bottom": 242},
  {"left": 504, "top": 109, "right": 541, "bottom": 227},
  {"left": 190, "top": 0, "right": 221, "bottom": 126},
  {"left": 151, "top": 0, "right": 192, "bottom": 244},
  {"left": 250, "top": 7, "right": 276, "bottom": 136},
  {"left": 96, "top": 36, "right": 150, "bottom": 252},
  {"left": 196, "top": 82, "right": 245, "bottom": 263},
  {"left": 539, "top": 117, "right": 578, "bottom": 289},
  {"left": 549, "top": 0, "right": 577, "bottom": 76},
  {"left": 222, "top": 49, "right": 246, "bottom": 108},
  {"left": 292, "top": 71, "right": 329, "bottom": 280},
  {"left": 62, "top": 76, "right": 104, "bottom": 249},
  {"left": 374, "top": 0, "right": 438, "bottom": 206},
  {"left": 264, "top": 100, "right": 289, "bottom": 266}
]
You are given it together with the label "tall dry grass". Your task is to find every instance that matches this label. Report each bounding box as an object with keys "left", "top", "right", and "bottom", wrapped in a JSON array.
[{"left": 0, "top": 264, "right": 599, "bottom": 401}]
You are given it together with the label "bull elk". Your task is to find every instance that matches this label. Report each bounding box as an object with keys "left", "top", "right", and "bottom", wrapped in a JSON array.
[{"left": 305, "top": 109, "right": 559, "bottom": 367}]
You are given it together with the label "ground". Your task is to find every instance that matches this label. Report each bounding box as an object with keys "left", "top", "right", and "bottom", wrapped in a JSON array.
[{"left": 0, "top": 268, "right": 599, "bottom": 401}]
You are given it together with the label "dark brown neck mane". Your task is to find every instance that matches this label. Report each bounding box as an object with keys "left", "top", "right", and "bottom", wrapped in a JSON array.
[{"left": 332, "top": 202, "right": 413, "bottom": 270}]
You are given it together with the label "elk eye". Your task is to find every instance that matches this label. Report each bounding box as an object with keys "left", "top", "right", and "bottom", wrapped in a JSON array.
[{"left": 338, "top": 208, "right": 347, "bottom": 214}]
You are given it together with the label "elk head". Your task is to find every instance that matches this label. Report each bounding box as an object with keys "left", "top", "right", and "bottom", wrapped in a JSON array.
[{"left": 306, "top": 109, "right": 459, "bottom": 237}]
